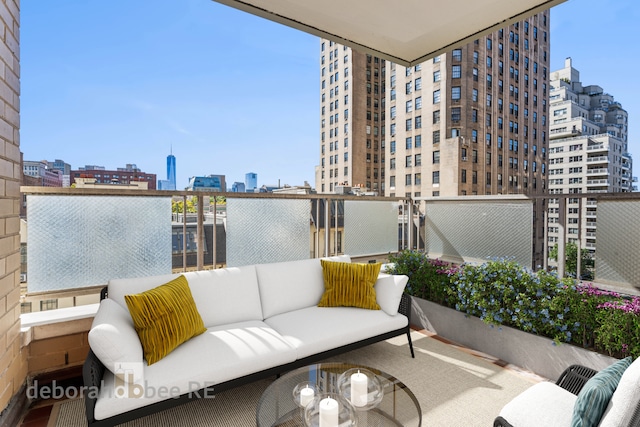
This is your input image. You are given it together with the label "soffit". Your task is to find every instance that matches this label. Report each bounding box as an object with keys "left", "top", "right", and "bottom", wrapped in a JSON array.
[{"left": 211, "top": 0, "right": 566, "bottom": 67}]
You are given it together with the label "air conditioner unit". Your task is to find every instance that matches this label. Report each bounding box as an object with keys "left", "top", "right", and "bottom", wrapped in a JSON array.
[{"left": 462, "top": 156, "right": 468, "bottom": 161}]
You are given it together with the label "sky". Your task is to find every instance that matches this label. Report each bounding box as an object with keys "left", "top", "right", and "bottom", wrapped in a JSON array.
[{"left": 19, "top": 0, "right": 640, "bottom": 190}]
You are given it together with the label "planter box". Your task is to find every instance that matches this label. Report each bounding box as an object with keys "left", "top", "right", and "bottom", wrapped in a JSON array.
[{"left": 411, "top": 297, "right": 618, "bottom": 380}]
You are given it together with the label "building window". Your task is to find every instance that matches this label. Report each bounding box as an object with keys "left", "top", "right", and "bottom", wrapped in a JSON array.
[
  {"left": 405, "top": 174, "right": 412, "bottom": 185},
  {"left": 406, "top": 119, "right": 412, "bottom": 131},
  {"left": 433, "top": 110, "right": 440, "bottom": 124},
  {"left": 415, "top": 116, "right": 422, "bottom": 129},
  {"left": 415, "top": 154, "right": 422, "bottom": 166},
  {"left": 406, "top": 156, "right": 412, "bottom": 167},
  {"left": 433, "top": 89, "right": 441, "bottom": 104},
  {"left": 432, "top": 130, "right": 440, "bottom": 144},
  {"left": 452, "top": 65, "right": 461, "bottom": 78},
  {"left": 433, "top": 151, "right": 440, "bottom": 164},
  {"left": 415, "top": 96, "right": 422, "bottom": 110},
  {"left": 433, "top": 70, "right": 441, "bottom": 82},
  {"left": 406, "top": 137, "right": 412, "bottom": 149},
  {"left": 451, "top": 86, "right": 461, "bottom": 100},
  {"left": 415, "top": 135, "right": 422, "bottom": 147},
  {"left": 433, "top": 171, "right": 440, "bottom": 184},
  {"left": 415, "top": 77, "right": 422, "bottom": 90},
  {"left": 451, "top": 107, "right": 461, "bottom": 122},
  {"left": 415, "top": 173, "right": 421, "bottom": 185},
  {"left": 452, "top": 49, "right": 462, "bottom": 61}
]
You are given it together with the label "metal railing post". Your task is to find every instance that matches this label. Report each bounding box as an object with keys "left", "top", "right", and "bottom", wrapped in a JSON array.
[{"left": 197, "top": 194, "right": 204, "bottom": 270}]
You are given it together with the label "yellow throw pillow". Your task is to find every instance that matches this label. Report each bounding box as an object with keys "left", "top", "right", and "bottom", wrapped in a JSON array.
[
  {"left": 318, "top": 260, "right": 381, "bottom": 310},
  {"left": 125, "top": 275, "right": 206, "bottom": 365}
]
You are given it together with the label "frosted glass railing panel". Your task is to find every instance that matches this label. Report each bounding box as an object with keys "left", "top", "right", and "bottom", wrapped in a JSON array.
[
  {"left": 344, "top": 200, "right": 399, "bottom": 256},
  {"left": 595, "top": 200, "right": 640, "bottom": 291},
  {"left": 27, "top": 195, "right": 172, "bottom": 292},
  {"left": 226, "top": 198, "right": 310, "bottom": 267},
  {"left": 425, "top": 199, "right": 533, "bottom": 268}
]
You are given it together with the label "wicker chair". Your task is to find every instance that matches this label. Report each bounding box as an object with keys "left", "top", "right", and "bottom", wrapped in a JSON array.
[{"left": 494, "top": 362, "right": 640, "bottom": 427}]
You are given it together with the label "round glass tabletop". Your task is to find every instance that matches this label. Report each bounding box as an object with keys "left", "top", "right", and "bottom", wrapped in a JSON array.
[{"left": 256, "top": 362, "right": 422, "bottom": 427}]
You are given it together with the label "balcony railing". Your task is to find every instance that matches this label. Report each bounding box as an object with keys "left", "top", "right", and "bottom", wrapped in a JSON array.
[{"left": 19, "top": 187, "right": 640, "bottom": 315}]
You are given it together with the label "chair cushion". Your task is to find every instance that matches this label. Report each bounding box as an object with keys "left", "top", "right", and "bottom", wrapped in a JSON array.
[
  {"left": 498, "top": 381, "right": 578, "bottom": 427},
  {"left": 318, "top": 260, "right": 381, "bottom": 310},
  {"left": 375, "top": 273, "right": 408, "bottom": 315},
  {"left": 599, "top": 357, "right": 640, "bottom": 427},
  {"left": 88, "top": 298, "right": 144, "bottom": 381},
  {"left": 571, "top": 356, "right": 632, "bottom": 427},
  {"left": 125, "top": 275, "right": 207, "bottom": 365}
]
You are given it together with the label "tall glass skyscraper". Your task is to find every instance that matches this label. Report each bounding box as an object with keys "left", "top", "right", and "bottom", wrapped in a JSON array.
[{"left": 167, "top": 153, "right": 176, "bottom": 190}]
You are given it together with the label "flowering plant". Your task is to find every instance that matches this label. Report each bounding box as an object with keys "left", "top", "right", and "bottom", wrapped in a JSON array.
[{"left": 388, "top": 250, "right": 640, "bottom": 358}]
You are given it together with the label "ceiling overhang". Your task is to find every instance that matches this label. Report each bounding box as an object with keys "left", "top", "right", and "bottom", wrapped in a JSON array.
[{"left": 211, "top": 0, "right": 566, "bottom": 67}]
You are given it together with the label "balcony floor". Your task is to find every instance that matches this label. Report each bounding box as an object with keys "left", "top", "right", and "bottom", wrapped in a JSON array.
[{"left": 18, "top": 329, "right": 545, "bottom": 426}]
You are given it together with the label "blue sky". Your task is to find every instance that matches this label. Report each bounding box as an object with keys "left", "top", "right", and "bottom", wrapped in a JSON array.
[{"left": 20, "top": 0, "right": 639, "bottom": 190}]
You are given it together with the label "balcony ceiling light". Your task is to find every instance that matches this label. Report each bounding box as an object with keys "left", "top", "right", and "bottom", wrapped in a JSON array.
[{"left": 211, "top": 0, "right": 566, "bottom": 67}]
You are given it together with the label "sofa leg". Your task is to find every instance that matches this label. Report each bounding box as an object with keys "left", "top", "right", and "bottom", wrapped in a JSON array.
[{"left": 406, "top": 330, "right": 415, "bottom": 358}]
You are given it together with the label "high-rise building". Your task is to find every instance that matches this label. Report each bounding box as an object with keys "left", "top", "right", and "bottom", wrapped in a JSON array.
[
  {"left": 23, "top": 161, "right": 63, "bottom": 187},
  {"left": 547, "top": 58, "right": 632, "bottom": 253},
  {"left": 245, "top": 172, "right": 257, "bottom": 192},
  {"left": 159, "top": 151, "right": 177, "bottom": 191},
  {"left": 167, "top": 152, "right": 176, "bottom": 190},
  {"left": 317, "top": 12, "right": 551, "bottom": 198}
]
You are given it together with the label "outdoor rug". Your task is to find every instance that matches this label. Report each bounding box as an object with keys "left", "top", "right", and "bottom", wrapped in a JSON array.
[{"left": 49, "top": 331, "right": 538, "bottom": 426}]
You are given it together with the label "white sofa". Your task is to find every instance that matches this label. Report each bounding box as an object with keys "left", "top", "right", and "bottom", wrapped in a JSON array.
[{"left": 83, "top": 255, "right": 413, "bottom": 426}]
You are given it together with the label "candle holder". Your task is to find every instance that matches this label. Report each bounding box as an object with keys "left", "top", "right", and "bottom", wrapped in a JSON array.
[
  {"left": 337, "top": 368, "right": 383, "bottom": 411},
  {"left": 303, "top": 392, "right": 357, "bottom": 427},
  {"left": 293, "top": 382, "right": 319, "bottom": 408}
]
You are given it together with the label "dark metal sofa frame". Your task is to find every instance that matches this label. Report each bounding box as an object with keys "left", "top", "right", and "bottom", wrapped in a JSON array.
[
  {"left": 494, "top": 364, "right": 640, "bottom": 427},
  {"left": 83, "top": 289, "right": 415, "bottom": 426}
]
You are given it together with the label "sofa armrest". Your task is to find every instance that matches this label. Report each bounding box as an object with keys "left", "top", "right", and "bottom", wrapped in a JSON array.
[{"left": 399, "top": 293, "right": 412, "bottom": 323}]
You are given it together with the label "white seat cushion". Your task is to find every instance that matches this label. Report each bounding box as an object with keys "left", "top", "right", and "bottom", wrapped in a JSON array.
[
  {"left": 498, "top": 381, "right": 577, "bottom": 427},
  {"left": 265, "top": 306, "right": 407, "bottom": 359},
  {"left": 94, "top": 320, "right": 297, "bottom": 421}
]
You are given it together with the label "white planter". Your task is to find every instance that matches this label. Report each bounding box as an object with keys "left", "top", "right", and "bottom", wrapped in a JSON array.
[{"left": 411, "top": 297, "right": 618, "bottom": 380}]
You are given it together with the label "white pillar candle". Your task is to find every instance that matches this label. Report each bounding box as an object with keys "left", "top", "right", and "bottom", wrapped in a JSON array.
[
  {"left": 350, "top": 370, "right": 368, "bottom": 407},
  {"left": 300, "top": 386, "right": 314, "bottom": 407},
  {"left": 319, "top": 396, "right": 339, "bottom": 427}
]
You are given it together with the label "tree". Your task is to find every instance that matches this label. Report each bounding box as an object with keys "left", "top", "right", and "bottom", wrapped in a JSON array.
[
  {"left": 549, "top": 242, "right": 594, "bottom": 279},
  {"left": 172, "top": 199, "right": 197, "bottom": 213}
]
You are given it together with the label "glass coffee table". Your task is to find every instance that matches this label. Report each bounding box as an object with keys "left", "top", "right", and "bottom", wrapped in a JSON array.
[{"left": 256, "top": 362, "right": 422, "bottom": 426}]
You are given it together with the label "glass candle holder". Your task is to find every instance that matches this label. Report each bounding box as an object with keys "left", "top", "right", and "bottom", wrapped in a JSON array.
[
  {"left": 337, "top": 368, "right": 383, "bottom": 411},
  {"left": 293, "top": 382, "right": 319, "bottom": 408},
  {"left": 303, "top": 392, "right": 357, "bottom": 427}
]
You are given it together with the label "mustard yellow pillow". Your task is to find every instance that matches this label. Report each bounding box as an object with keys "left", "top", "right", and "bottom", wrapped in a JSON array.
[
  {"left": 124, "top": 275, "right": 206, "bottom": 365},
  {"left": 318, "top": 260, "right": 381, "bottom": 310}
]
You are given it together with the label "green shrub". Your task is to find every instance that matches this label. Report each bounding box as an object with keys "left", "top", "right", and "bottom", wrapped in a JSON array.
[{"left": 387, "top": 251, "right": 640, "bottom": 358}]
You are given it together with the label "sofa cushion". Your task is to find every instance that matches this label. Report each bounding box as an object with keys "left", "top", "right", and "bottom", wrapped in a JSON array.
[
  {"left": 94, "top": 320, "right": 297, "bottom": 421},
  {"left": 498, "top": 381, "right": 578, "bottom": 427},
  {"left": 88, "top": 298, "right": 144, "bottom": 381},
  {"left": 318, "top": 260, "right": 381, "bottom": 310},
  {"left": 125, "top": 275, "right": 207, "bottom": 365},
  {"left": 374, "top": 273, "right": 408, "bottom": 315},
  {"left": 108, "top": 273, "right": 180, "bottom": 309},
  {"left": 265, "top": 305, "right": 407, "bottom": 359},
  {"left": 184, "top": 266, "right": 263, "bottom": 327},
  {"left": 571, "top": 356, "right": 632, "bottom": 427},
  {"left": 256, "top": 255, "right": 351, "bottom": 319},
  {"left": 600, "top": 357, "right": 640, "bottom": 426}
]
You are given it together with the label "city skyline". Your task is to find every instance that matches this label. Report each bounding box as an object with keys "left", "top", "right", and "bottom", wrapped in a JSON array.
[{"left": 20, "top": 0, "right": 639, "bottom": 191}]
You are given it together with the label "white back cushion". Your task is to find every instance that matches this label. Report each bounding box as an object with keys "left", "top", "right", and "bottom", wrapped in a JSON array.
[
  {"left": 184, "top": 266, "right": 263, "bottom": 327},
  {"left": 600, "top": 357, "right": 640, "bottom": 427},
  {"left": 108, "top": 273, "right": 180, "bottom": 309},
  {"left": 256, "top": 255, "right": 351, "bottom": 319}
]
